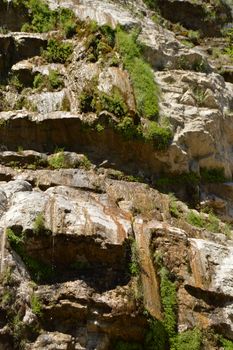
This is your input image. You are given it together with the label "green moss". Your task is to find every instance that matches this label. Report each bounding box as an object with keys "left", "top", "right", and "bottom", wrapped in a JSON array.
[{"left": 116, "top": 28, "right": 159, "bottom": 119}]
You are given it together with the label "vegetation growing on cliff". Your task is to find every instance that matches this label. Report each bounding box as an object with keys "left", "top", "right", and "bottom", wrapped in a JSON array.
[{"left": 116, "top": 28, "right": 159, "bottom": 120}]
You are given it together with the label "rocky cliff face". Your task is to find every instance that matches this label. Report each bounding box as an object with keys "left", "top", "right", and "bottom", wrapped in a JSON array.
[{"left": 0, "top": 0, "right": 233, "bottom": 349}]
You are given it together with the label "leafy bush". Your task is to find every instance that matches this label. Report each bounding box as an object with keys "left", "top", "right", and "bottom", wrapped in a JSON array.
[
  {"left": 173, "top": 328, "right": 202, "bottom": 350},
  {"left": 143, "top": 121, "right": 172, "bottom": 150},
  {"left": 33, "top": 73, "right": 44, "bottom": 89},
  {"left": 169, "top": 193, "right": 180, "bottom": 218},
  {"left": 96, "top": 90, "right": 128, "bottom": 118},
  {"left": 48, "top": 70, "right": 64, "bottom": 90},
  {"left": 79, "top": 91, "right": 95, "bottom": 113},
  {"left": 200, "top": 167, "right": 227, "bottom": 183},
  {"left": 43, "top": 39, "right": 73, "bottom": 63},
  {"left": 21, "top": 0, "right": 77, "bottom": 36},
  {"left": 22, "top": 0, "right": 57, "bottom": 33},
  {"left": 58, "top": 8, "right": 77, "bottom": 38},
  {"left": 116, "top": 117, "right": 142, "bottom": 139},
  {"left": 220, "top": 336, "right": 233, "bottom": 350},
  {"left": 116, "top": 29, "right": 159, "bottom": 119},
  {"left": 145, "top": 319, "right": 168, "bottom": 350}
]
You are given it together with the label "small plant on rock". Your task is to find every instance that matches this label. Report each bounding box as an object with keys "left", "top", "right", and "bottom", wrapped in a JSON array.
[
  {"left": 33, "top": 213, "right": 46, "bottom": 235},
  {"left": 31, "top": 293, "right": 43, "bottom": 316},
  {"left": 48, "top": 149, "right": 65, "bottom": 169},
  {"left": 187, "top": 210, "right": 205, "bottom": 228},
  {"left": 143, "top": 121, "right": 172, "bottom": 150}
]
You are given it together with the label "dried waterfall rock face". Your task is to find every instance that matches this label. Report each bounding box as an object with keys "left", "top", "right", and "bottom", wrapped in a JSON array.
[{"left": 0, "top": 0, "right": 233, "bottom": 349}]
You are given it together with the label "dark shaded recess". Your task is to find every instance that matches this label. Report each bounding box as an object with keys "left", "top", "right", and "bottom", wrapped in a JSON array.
[
  {"left": 18, "top": 233, "right": 131, "bottom": 292},
  {"left": 0, "top": 0, "right": 29, "bottom": 32},
  {"left": 0, "top": 335, "right": 14, "bottom": 350},
  {"left": 42, "top": 307, "right": 147, "bottom": 343},
  {"left": 0, "top": 36, "right": 47, "bottom": 80},
  {"left": 185, "top": 284, "right": 233, "bottom": 307},
  {"left": 156, "top": 0, "right": 232, "bottom": 37},
  {"left": 0, "top": 309, "right": 7, "bottom": 328},
  {"left": 221, "top": 69, "right": 233, "bottom": 84}
]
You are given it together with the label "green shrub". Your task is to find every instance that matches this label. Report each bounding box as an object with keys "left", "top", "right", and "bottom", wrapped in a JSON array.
[
  {"left": 33, "top": 213, "right": 46, "bottom": 235},
  {"left": 31, "top": 293, "right": 42, "bottom": 316},
  {"left": 80, "top": 155, "right": 92, "bottom": 170},
  {"left": 143, "top": 0, "right": 158, "bottom": 10},
  {"left": 169, "top": 193, "right": 180, "bottom": 218},
  {"left": 206, "top": 212, "right": 220, "bottom": 233},
  {"left": 33, "top": 70, "right": 64, "bottom": 91},
  {"left": 173, "top": 328, "right": 202, "bottom": 350},
  {"left": 116, "top": 29, "right": 159, "bottom": 119},
  {"left": 22, "top": 0, "right": 57, "bottom": 33},
  {"left": 159, "top": 267, "right": 177, "bottom": 340},
  {"left": 43, "top": 39, "right": 73, "bottom": 63},
  {"left": 116, "top": 117, "right": 142, "bottom": 139},
  {"left": 187, "top": 210, "right": 205, "bottom": 228},
  {"left": 145, "top": 319, "right": 168, "bottom": 350},
  {"left": 79, "top": 91, "right": 95, "bottom": 113},
  {"left": 100, "top": 24, "right": 116, "bottom": 47},
  {"left": 58, "top": 8, "right": 77, "bottom": 38},
  {"left": 220, "top": 336, "right": 233, "bottom": 350},
  {"left": 48, "top": 151, "right": 65, "bottom": 169},
  {"left": 48, "top": 70, "right": 64, "bottom": 89},
  {"left": 96, "top": 90, "right": 128, "bottom": 118},
  {"left": 200, "top": 167, "right": 227, "bottom": 183},
  {"left": 21, "top": 0, "right": 77, "bottom": 36},
  {"left": 187, "top": 30, "right": 200, "bottom": 44},
  {"left": 33, "top": 73, "right": 44, "bottom": 89},
  {"left": 9, "top": 75, "right": 23, "bottom": 91},
  {"left": 143, "top": 121, "right": 172, "bottom": 150}
]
